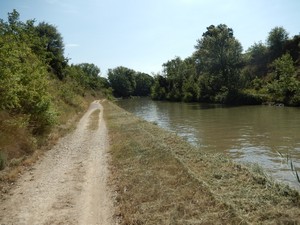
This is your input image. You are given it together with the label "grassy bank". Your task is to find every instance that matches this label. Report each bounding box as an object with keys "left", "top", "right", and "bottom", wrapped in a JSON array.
[{"left": 104, "top": 100, "right": 300, "bottom": 224}]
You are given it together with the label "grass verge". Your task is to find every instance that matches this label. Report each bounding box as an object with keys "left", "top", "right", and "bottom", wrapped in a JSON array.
[{"left": 103, "top": 100, "right": 300, "bottom": 224}]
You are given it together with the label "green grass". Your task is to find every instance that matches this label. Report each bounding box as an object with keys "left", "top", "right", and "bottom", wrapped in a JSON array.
[{"left": 104, "top": 100, "right": 300, "bottom": 224}]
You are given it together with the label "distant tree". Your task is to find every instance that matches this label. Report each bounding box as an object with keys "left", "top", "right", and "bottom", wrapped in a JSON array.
[
  {"left": 162, "top": 57, "right": 184, "bottom": 100},
  {"left": 151, "top": 75, "right": 168, "bottom": 100},
  {"left": 66, "top": 63, "right": 108, "bottom": 91},
  {"left": 194, "top": 24, "right": 243, "bottom": 102},
  {"left": 108, "top": 67, "right": 153, "bottom": 97},
  {"left": 108, "top": 66, "right": 136, "bottom": 97},
  {"left": 267, "top": 26, "right": 289, "bottom": 62},
  {"left": 182, "top": 76, "right": 200, "bottom": 102},
  {"left": 150, "top": 55, "right": 199, "bottom": 102},
  {"left": 283, "top": 35, "right": 300, "bottom": 63},
  {"left": 134, "top": 72, "right": 154, "bottom": 96},
  {"left": 241, "top": 42, "right": 269, "bottom": 88},
  {"left": 181, "top": 57, "right": 199, "bottom": 102},
  {"left": 77, "top": 63, "right": 103, "bottom": 90},
  {"left": 66, "top": 65, "right": 89, "bottom": 89},
  {"left": 247, "top": 42, "right": 269, "bottom": 77},
  {"left": 77, "top": 63, "right": 100, "bottom": 78},
  {"left": 35, "top": 22, "right": 67, "bottom": 79}
]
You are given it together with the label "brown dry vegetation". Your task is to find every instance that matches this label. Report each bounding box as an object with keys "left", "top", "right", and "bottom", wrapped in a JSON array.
[{"left": 104, "top": 100, "right": 300, "bottom": 224}]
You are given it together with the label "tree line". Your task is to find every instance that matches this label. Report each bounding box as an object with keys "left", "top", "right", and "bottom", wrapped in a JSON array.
[
  {"left": 108, "top": 66, "right": 153, "bottom": 97},
  {"left": 0, "top": 10, "right": 156, "bottom": 169},
  {"left": 151, "top": 24, "right": 300, "bottom": 106},
  {"left": 0, "top": 10, "right": 156, "bottom": 138},
  {"left": 103, "top": 24, "right": 300, "bottom": 107}
]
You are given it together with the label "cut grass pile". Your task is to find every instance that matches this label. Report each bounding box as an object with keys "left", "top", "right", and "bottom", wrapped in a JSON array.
[{"left": 103, "top": 100, "right": 300, "bottom": 224}]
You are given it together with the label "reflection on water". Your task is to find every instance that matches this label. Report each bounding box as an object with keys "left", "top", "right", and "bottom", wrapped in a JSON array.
[{"left": 117, "top": 98, "right": 300, "bottom": 189}]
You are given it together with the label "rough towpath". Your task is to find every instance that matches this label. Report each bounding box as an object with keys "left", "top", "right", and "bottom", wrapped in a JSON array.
[{"left": 0, "top": 100, "right": 114, "bottom": 225}]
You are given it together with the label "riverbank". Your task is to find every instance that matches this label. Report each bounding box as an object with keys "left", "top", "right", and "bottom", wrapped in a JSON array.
[
  {"left": 117, "top": 97, "right": 300, "bottom": 189},
  {"left": 104, "top": 100, "right": 300, "bottom": 224}
]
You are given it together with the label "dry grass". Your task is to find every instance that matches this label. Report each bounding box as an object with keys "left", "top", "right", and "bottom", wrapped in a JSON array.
[
  {"left": 103, "top": 101, "right": 300, "bottom": 224},
  {"left": 0, "top": 111, "right": 35, "bottom": 160}
]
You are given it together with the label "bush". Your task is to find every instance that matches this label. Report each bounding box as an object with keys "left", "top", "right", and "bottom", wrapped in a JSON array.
[{"left": 0, "top": 33, "right": 57, "bottom": 135}]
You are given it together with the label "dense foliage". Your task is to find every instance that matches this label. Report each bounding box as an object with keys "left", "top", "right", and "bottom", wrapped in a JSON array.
[
  {"left": 0, "top": 10, "right": 111, "bottom": 168},
  {"left": 0, "top": 10, "right": 55, "bottom": 133},
  {"left": 0, "top": 10, "right": 111, "bottom": 133},
  {"left": 151, "top": 24, "right": 300, "bottom": 105}
]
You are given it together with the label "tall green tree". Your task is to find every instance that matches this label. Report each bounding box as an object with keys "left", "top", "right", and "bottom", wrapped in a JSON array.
[
  {"left": 35, "top": 22, "right": 67, "bottom": 79},
  {"left": 151, "top": 75, "right": 168, "bottom": 100},
  {"left": 134, "top": 72, "right": 154, "bottom": 96},
  {"left": 181, "top": 57, "right": 199, "bottom": 102},
  {"left": 1, "top": 9, "right": 22, "bottom": 34},
  {"left": 194, "top": 24, "right": 243, "bottom": 102},
  {"left": 267, "top": 26, "right": 289, "bottom": 62},
  {"left": 246, "top": 42, "right": 269, "bottom": 78},
  {"left": 0, "top": 10, "right": 40, "bottom": 49},
  {"left": 162, "top": 57, "right": 184, "bottom": 100},
  {"left": 241, "top": 42, "right": 269, "bottom": 88}
]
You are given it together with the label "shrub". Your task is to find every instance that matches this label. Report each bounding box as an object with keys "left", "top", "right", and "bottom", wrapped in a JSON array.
[{"left": 0, "top": 33, "right": 57, "bottom": 135}]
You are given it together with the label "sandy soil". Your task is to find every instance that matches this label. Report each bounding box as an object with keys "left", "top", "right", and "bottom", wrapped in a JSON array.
[{"left": 0, "top": 100, "right": 114, "bottom": 225}]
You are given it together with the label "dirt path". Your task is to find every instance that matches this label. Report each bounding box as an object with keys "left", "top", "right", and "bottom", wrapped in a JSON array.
[{"left": 0, "top": 100, "right": 114, "bottom": 225}]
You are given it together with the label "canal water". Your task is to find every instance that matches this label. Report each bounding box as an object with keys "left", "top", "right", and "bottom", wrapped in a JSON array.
[{"left": 117, "top": 98, "right": 300, "bottom": 189}]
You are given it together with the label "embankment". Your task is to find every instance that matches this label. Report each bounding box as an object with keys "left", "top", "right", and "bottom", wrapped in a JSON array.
[{"left": 104, "top": 100, "right": 300, "bottom": 224}]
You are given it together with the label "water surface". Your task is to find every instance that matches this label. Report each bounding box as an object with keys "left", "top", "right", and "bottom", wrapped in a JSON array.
[{"left": 117, "top": 98, "right": 300, "bottom": 189}]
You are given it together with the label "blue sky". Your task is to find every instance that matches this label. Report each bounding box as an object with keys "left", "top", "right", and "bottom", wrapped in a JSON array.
[{"left": 1, "top": 0, "right": 299, "bottom": 76}]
